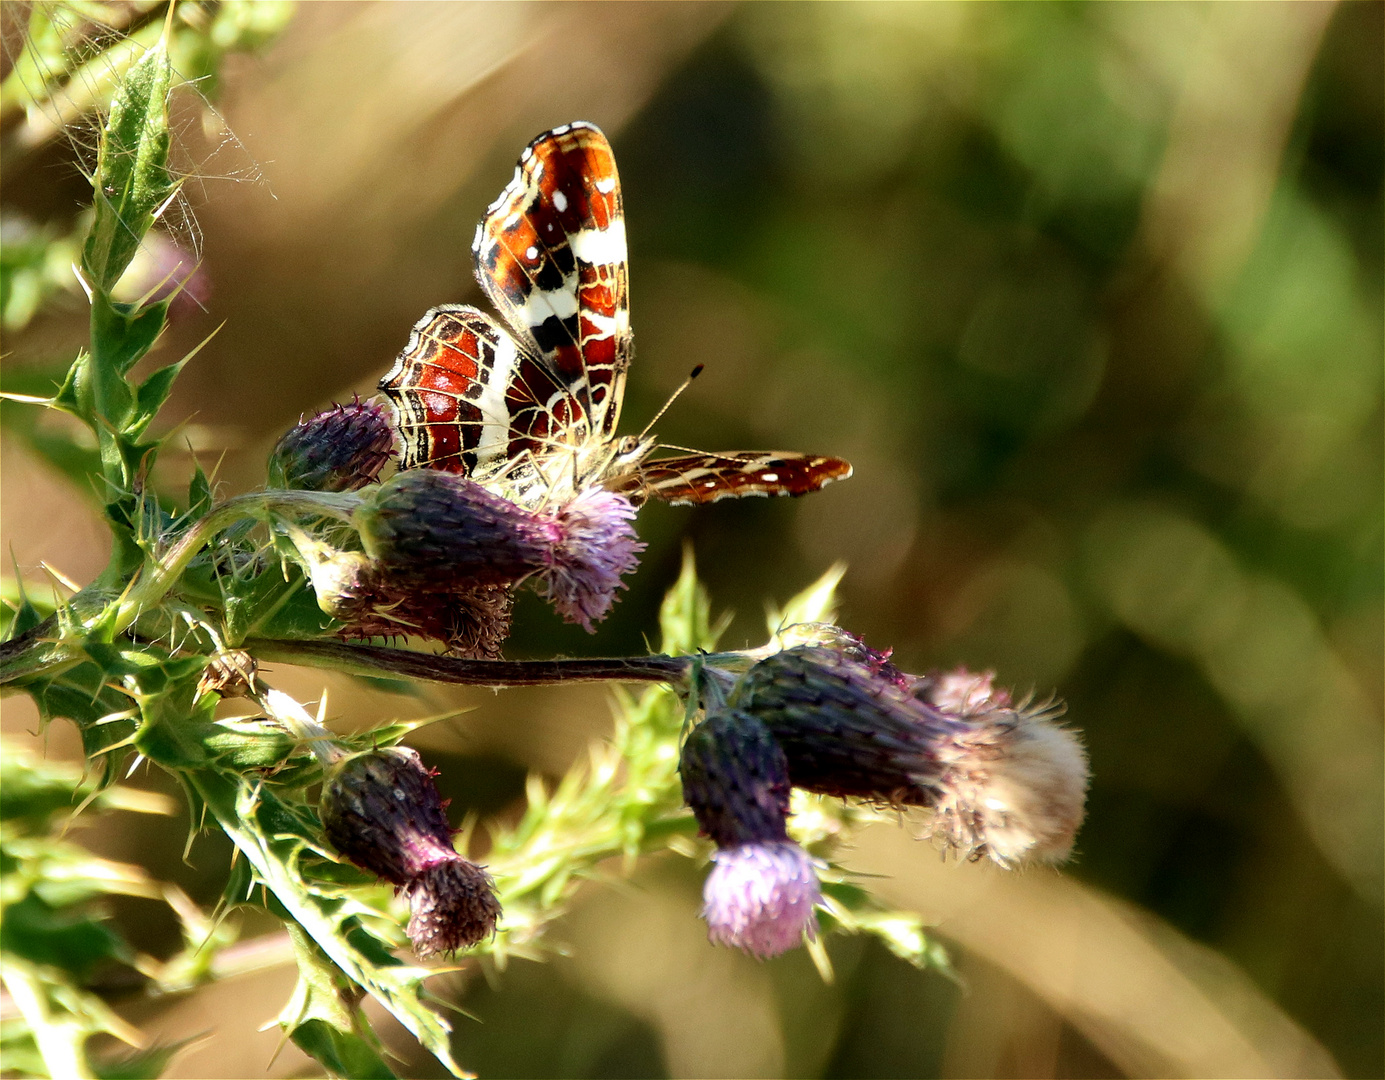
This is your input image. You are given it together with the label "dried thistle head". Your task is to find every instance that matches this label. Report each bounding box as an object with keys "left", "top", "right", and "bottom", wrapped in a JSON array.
[{"left": 735, "top": 644, "right": 1088, "bottom": 866}]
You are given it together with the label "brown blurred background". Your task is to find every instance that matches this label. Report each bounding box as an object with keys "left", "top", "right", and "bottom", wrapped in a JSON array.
[{"left": 2, "top": 2, "right": 1381, "bottom": 1077}]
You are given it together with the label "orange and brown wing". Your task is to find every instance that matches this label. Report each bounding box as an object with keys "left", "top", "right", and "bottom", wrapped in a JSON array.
[{"left": 636, "top": 452, "right": 853, "bottom": 506}]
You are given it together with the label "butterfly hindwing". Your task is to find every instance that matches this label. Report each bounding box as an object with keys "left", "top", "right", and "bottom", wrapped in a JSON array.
[
  {"left": 471, "top": 121, "right": 631, "bottom": 442},
  {"left": 638, "top": 452, "right": 854, "bottom": 506},
  {"left": 380, "top": 304, "right": 570, "bottom": 475}
]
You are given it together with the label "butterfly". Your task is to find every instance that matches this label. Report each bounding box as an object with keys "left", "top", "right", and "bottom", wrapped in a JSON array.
[{"left": 379, "top": 121, "right": 851, "bottom": 509}]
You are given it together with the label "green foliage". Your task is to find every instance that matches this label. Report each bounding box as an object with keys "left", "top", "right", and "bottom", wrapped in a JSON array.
[
  {"left": 0, "top": 218, "right": 81, "bottom": 331},
  {"left": 0, "top": 746, "right": 178, "bottom": 1080}
]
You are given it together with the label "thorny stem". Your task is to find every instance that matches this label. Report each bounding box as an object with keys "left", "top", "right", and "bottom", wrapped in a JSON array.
[
  {"left": 0, "top": 490, "right": 358, "bottom": 687},
  {"left": 114, "top": 490, "right": 359, "bottom": 632},
  {"left": 243, "top": 637, "right": 693, "bottom": 689}
]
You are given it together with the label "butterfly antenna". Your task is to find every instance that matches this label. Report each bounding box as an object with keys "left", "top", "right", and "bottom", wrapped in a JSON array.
[
  {"left": 653, "top": 445, "right": 756, "bottom": 465},
  {"left": 635, "top": 364, "right": 703, "bottom": 443}
]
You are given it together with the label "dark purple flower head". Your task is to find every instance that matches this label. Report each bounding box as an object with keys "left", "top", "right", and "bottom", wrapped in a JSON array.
[
  {"left": 319, "top": 747, "right": 500, "bottom": 954},
  {"left": 702, "top": 841, "right": 821, "bottom": 959},
  {"left": 540, "top": 487, "right": 644, "bottom": 631},
  {"left": 680, "top": 710, "right": 791, "bottom": 847},
  {"left": 355, "top": 470, "right": 555, "bottom": 589},
  {"left": 345, "top": 475, "right": 642, "bottom": 636},
  {"left": 736, "top": 644, "right": 1088, "bottom": 866},
  {"left": 268, "top": 399, "right": 395, "bottom": 492}
]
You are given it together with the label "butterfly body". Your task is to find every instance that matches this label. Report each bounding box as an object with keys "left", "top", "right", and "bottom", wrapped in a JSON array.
[{"left": 380, "top": 121, "right": 851, "bottom": 510}]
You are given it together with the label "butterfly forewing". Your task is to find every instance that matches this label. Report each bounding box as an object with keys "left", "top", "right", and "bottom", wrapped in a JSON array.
[
  {"left": 471, "top": 121, "right": 631, "bottom": 442},
  {"left": 380, "top": 304, "right": 571, "bottom": 475},
  {"left": 382, "top": 122, "right": 853, "bottom": 510},
  {"left": 637, "top": 452, "right": 854, "bottom": 506}
]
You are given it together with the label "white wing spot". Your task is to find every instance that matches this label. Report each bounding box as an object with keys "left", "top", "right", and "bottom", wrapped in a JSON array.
[
  {"left": 525, "top": 246, "right": 538, "bottom": 260},
  {"left": 761, "top": 472, "right": 779, "bottom": 482},
  {"left": 595, "top": 177, "right": 616, "bottom": 194},
  {"left": 553, "top": 190, "right": 568, "bottom": 213},
  {"left": 570, "top": 220, "right": 627, "bottom": 264},
  {"left": 704, "top": 480, "right": 716, "bottom": 488},
  {"left": 519, "top": 279, "right": 580, "bottom": 325}
]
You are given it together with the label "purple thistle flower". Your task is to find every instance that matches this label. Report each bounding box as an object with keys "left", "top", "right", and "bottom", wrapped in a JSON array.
[
  {"left": 681, "top": 711, "right": 821, "bottom": 958},
  {"left": 350, "top": 475, "right": 642, "bottom": 633},
  {"left": 703, "top": 842, "right": 822, "bottom": 960},
  {"left": 319, "top": 747, "right": 500, "bottom": 956},
  {"left": 540, "top": 487, "right": 644, "bottom": 631},
  {"left": 268, "top": 399, "right": 395, "bottom": 492},
  {"left": 736, "top": 645, "right": 1088, "bottom": 867}
]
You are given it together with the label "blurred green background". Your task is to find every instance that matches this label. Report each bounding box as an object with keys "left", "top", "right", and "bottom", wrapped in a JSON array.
[{"left": 2, "top": 2, "right": 1380, "bottom": 1077}]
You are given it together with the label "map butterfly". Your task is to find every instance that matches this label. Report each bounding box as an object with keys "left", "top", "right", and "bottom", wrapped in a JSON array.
[{"left": 380, "top": 122, "right": 852, "bottom": 509}]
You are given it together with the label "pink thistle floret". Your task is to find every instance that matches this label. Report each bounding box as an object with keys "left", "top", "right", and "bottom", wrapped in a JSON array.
[
  {"left": 542, "top": 487, "right": 645, "bottom": 631},
  {"left": 702, "top": 841, "right": 822, "bottom": 959}
]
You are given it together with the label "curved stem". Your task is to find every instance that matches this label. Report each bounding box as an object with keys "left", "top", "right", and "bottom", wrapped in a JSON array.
[{"left": 242, "top": 637, "right": 692, "bottom": 688}]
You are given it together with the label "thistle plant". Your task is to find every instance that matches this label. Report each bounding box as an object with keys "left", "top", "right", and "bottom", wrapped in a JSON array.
[{"left": 0, "top": 14, "right": 1090, "bottom": 1080}]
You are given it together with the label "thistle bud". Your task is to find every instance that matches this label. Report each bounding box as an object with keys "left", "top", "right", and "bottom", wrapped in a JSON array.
[
  {"left": 268, "top": 400, "right": 395, "bottom": 492},
  {"left": 320, "top": 747, "right": 500, "bottom": 956},
  {"left": 680, "top": 711, "right": 820, "bottom": 958},
  {"left": 680, "top": 711, "right": 791, "bottom": 847},
  {"left": 355, "top": 471, "right": 554, "bottom": 589},
  {"left": 736, "top": 645, "right": 1088, "bottom": 867}
]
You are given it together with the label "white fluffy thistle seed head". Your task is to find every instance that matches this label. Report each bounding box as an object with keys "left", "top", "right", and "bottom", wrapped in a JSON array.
[{"left": 926, "top": 703, "right": 1089, "bottom": 866}]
